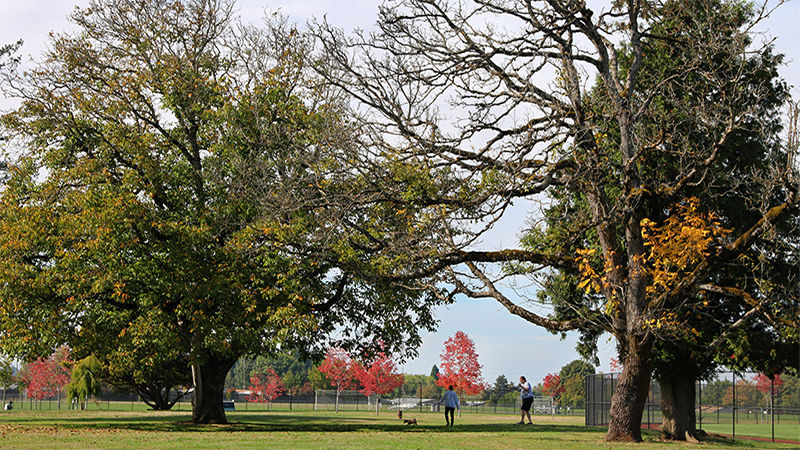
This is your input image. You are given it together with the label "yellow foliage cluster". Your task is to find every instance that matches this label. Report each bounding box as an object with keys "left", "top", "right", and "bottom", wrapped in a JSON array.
[
  {"left": 575, "top": 248, "right": 621, "bottom": 315},
  {"left": 574, "top": 197, "right": 730, "bottom": 327},
  {"left": 640, "top": 197, "right": 730, "bottom": 297},
  {"left": 576, "top": 248, "right": 602, "bottom": 294}
]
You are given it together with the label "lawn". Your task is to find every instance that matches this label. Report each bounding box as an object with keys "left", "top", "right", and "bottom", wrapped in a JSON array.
[
  {"left": 1, "top": 409, "right": 797, "bottom": 448},
  {"left": 702, "top": 423, "right": 800, "bottom": 442}
]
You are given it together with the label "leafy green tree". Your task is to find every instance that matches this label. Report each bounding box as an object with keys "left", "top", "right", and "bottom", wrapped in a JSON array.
[
  {"left": 66, "top": 355, "right": 103, "bottom": 410},
  {"left": 0, "top": 0, "right": 438, "bottom": 424},
  {"left": 558, "top": 360, "right": 595, "bottom": 408},
  {"left": 282, "top": 371, "right": 304, "bottom": 410},
  {"left": 700, "top": 379, "right": 731, "bottom": 407},
  {"left": 484, "top": 375, "right": 515, "bottom": 405},
  {"left": 402, "top": 373, "right": 440, "bottom": 398},
  {"left": 0, "top": 356, "right": 14, "bottom": 405},
  {"left": 101, "top": 342, "right": 191, "bottom": 411},
  {"left": 307, "top": 366, "right": 330, "bottom": 391}
]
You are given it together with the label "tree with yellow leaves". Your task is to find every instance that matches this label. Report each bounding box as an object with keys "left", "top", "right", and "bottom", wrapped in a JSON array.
[{"left": 311, "top": 0, "right": 800, "bottom": 441}]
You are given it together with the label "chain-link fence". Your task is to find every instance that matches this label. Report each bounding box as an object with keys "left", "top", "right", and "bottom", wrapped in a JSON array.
[{"left": 585, "top": 372, "right": 800, "bottom": 442}]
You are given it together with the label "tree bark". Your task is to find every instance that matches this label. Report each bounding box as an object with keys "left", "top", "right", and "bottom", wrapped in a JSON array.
[
  {"left": 605, "top": 338, "right": 654, "bottom": 442},
  {"left": 191, "top": 355, "right": 236, "bottom": 424},
  {"left": 659, "top": 370, "right": 698, "bottom": 441}
]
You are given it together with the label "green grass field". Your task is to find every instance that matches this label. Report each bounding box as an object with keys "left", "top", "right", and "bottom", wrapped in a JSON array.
[
  {"left": 702, "top": 423, "right": 800, "bottom": 442},
  {"left": 1, "top": 408, "right": 798, "bottom": 448}
]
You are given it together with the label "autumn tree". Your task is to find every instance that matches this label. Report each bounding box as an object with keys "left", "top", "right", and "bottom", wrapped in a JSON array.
[
  {"left": 0, "top": 0, "right": 440, "bottom": 425},
  {"left": 353, "top": 349, "right": 405, "bottom": 415},
  {"left": 436, "top": 331, "right": 486, "bottom": 416},
  {"left": 312, "top": 0, "right": 800, "bottom": 441},
  {"left": 246, "top": 368, "right": 286, "bottom": 409},
  {"left": 541, "top": 374, "right": 564, "bottom": 405},
  {"left": 20, "top": 347, "right": 71, "bottom": 408},
  {"left": 317, "top": 347, "right": 356, "bottom": 412},
  {"left": 540, "top": 1, "right": 799, "bottom": 436}
]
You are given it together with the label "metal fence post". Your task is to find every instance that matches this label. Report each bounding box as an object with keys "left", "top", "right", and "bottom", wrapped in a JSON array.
[
  {"left": 698, "top": 379, "right": 702, "bottom": 431},
  {"left": 601, "top": 374, "right": 605, "bottom": 426},
  {"left": 771, "top": 378, "right": 775, "bottom": 443},
  {"left": 732, "top": 372, "right": 736, "bottom": 439}
]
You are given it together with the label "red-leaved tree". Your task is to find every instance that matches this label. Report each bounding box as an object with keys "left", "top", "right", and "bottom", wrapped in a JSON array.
[
  {"left": 246, "top": 368, "right": 286, "bottom": 410},
  {"left": 354, "top": 350, "right": 405, "bottom": 415},
  {"left": 318, "top": 347, "right": 356, "bottom": 412},
  {"left": 753, "top": 373, "right": 784, "bottom": 412},
  {"left": 753, "top": 373, "right": 784, "bottom": 394},
  {"left": 436, "top": 331, "right": 486, "bottom": 416},
  {"left": 20, "top": 346, "right": 71, "bottom": 408},
  {"left": 542, "top": 373, "right": 564, "bottom": 404}
]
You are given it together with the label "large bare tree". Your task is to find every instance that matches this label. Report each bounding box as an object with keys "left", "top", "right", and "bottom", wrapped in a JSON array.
[{"left": 310, "top": 0, "right": 800, "bottom": 441}]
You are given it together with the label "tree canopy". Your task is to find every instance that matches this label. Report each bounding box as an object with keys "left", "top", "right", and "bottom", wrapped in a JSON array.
[
  {"left": 0, "top": 0, "right": 440, "bottom": 424},
  {"left": 312, "top": 0, "right": 800, "bottom": 441}
]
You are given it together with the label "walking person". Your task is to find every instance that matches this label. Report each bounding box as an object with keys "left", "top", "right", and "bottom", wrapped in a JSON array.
[
  {"left": 518, "top": 376, "right": 533, "bottom": 424},
  {"left": 440, "top": 385, "right": 460, "bottom": 427}
]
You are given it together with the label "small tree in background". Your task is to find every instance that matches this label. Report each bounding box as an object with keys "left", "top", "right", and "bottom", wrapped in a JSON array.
[
  {"left": 307, "top": 366, "right": 330, "bottom": 391},
  {"left": 754, "top": 373, "right": 784, "bottom": 413},
  {"left": 299, "top": 381, "right": 314, "bottom": 396},
  {"left": 0, "top": 356, "right": 14, "bottom": 405},
  {"left": 317, "top": 347, "right": 356, "bottom": 412},
  {"left": 354, "top": 350, "right": 404, "bottom": 415},
  {"left": 542, "top": 373, "right": 565, "bottom": 405},
  {"left": 246, "top": 368, "right": 285, "bottom": 410},
  {"left": 436, "top": 331, "right": 486, "bottom": 416},
  {"left": 559, "top": 360, "right": 595, "bottom": 408},
  {"left": 283, "top": 371, "right": 304, "bottom": 411},
  {"left": 66, "top": 354, "right": 102, "bottom": 410},
  {"left": 20, "top": 346, "right": 71, "bottom": 408},
  {"left": 485, "top": 375, "right": 516, "bottom": 405}
]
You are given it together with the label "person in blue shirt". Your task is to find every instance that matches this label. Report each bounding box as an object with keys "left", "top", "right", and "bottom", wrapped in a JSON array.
[
  {"left": 440, "top": 385, "right": 460, "bottom": 426},
  {"left": 518, "top": 376, "right": 533, "bottom": 424}
]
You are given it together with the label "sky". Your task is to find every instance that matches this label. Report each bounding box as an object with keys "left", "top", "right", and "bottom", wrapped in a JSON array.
[{"left": 1, "top": 0, "right": 798, "bottom": 384}]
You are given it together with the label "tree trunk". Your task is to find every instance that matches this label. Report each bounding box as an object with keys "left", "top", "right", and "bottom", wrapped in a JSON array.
[
  {"left": 659, "top": 369, "right": 698, "bottom": 441},
  {"left": 191, "top": 355, "right": 236, "bottom": 424},
  {"left": 605, "top": 339, "right": 654, "bottom": 442}
]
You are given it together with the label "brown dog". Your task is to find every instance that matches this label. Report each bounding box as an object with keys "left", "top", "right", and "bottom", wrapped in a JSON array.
[{"left": 403, "top": 418, "right": 417, "bottom": 425}]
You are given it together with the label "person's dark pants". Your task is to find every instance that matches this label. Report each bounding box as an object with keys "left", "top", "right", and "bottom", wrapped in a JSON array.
[
  {"left": 521, "top": 396, "right": 533, "bottom": 412},
  {"left": 445, "top": 406, "right": 455, "bottom": 426}
]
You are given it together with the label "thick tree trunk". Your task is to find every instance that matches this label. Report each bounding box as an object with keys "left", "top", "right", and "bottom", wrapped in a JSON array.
[
  {"left": 605, "top": 339, "right": 654, "bottom": 442},
  {"left": 191, "top": 355, "right": 236, "bottom": 424},
  {"left": 659, "top": 370, "right": 698, "bottom": 441}
]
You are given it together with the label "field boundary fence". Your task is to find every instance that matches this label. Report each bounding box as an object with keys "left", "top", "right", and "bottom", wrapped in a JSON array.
[{"left": 585, "top": 371, "right": 800, "bottom": 442}]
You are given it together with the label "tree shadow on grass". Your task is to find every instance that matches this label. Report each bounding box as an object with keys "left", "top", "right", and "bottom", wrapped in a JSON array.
[{"left": 3, "top": 412, "right": 603, "bottom": 434}]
